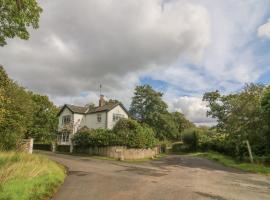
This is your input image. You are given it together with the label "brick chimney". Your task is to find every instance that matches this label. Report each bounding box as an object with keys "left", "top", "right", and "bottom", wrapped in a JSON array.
[{"left": 99, "top": 95, "right": 106, "bottom": 107}]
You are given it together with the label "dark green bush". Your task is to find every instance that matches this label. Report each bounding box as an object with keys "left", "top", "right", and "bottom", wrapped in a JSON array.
[
  {"left": 33, "top": 143, "right": 51, "bottom": 151},
  {"left": 72, "top": 119, "right": 158, "bottom": 149},
  {"left": 56, "top": 145, "right": 70, "bottom": 152},
  {"left": 171, "top": 142, "right": 190, "bottom": 153},
  {"left": 182, "top": 129, "right": 198, "bottom": 151},
  {"left": 198, "top": 131, "right": 235, "bottom": 156},
  {"left": 72, "top": 128, "right": 113, "bottom": 147},
  {"left": 113, "top": 119, "right": 158, "bottom": 148}
]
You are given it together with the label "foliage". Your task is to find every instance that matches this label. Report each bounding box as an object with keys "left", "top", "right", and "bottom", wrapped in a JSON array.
[
  {"left": 0, "top": 152, "right": 66, "bottom": 200},
  {"left": 33, "top": 144, "right": 52, "bottom": 151},
  {"left": 198, "top": 130, "right": 235, "bottom": 156},
  {"left": 130, "top": 85, "right": 194, "bottom": 140},
  {"left": 73, "top": 119, "right": 158, "bottom": 149},
  {"left": 182, "top": 128, "right": 199, "bottom": 151},
  {"left": 27, "top": 93, "right": 59, "bottom": 143},
  {"left": 0, "top": 0, "right": 42, "bottom": 46},
  {"left": 113, "top": 118, "right": 158, "bottom": 148},
  {"left": 192, "top": 152, "right": 270, "bottom": 175},
  {"left": 0, "top": 66, "right": 33, "bottom": 150},
  {"left": 203, "top": 83, "right": 269, "bottom": 157},
  {"left": 130, "top": 85, "right": 167, "bottom": 122},
  {"left": 0, "top": 66, "right": 58, "bottom": 150}
]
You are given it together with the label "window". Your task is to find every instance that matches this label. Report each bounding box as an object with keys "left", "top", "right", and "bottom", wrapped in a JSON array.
[
  {"left": 113, "top": 114, "right": 124, "bottom": 122},
  {"left": 62, "top": 115, "right": 71, "bottom": 124},
  {"left": 97, "top": 114, "right": 102, "bottom": 122},
  {"left": 57, "top": 132, "right": 70, "bottom": 143}
]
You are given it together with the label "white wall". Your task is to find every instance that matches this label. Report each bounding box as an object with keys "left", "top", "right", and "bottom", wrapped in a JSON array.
[
  {"left": 83, "top": 112, "right": 107, "bottom": 129},
  {"left": 107, "top": 105, "right": 128, "bottom": 129}
]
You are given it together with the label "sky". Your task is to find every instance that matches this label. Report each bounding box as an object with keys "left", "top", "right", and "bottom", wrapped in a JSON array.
[{"left": 1, "top": 0, "right": 270, "bottom": 125}]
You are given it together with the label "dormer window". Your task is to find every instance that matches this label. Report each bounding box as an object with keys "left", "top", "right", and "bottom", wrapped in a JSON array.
[
  {"left": 62, "top": 115, "right": 71, "bottom": 124},
  {"left": 97, "top": 114, "right": 102, "bottom": 122}
]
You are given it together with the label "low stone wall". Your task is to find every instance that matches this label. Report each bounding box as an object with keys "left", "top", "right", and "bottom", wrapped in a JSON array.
[{"left": 73, "top": 146, "right": 160, "bottom": 160}]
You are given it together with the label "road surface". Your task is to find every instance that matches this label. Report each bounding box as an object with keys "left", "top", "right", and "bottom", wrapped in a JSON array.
[{"left": 40, "top": 152, "right": 270, "bottom": 200}]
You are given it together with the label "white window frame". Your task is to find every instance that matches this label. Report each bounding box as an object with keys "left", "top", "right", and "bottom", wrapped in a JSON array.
[
  {"left": 57, "top": 132, "right": 70, "bottom": 143},
  {"left": 113, "top": 113, "right": 125, "bottom": 122},
  {"left": 62, "top": 115, "right": 71, "bottom": 125},
  {"left": 97, "top": 114, "right": 102, "bottom": 122}
]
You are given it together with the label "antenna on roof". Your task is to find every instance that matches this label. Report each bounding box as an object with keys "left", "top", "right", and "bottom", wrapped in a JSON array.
[{"left": 99, "top": 84, "right": 102, "bottom": 96}]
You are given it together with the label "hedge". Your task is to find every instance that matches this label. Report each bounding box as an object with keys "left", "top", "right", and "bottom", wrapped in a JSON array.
[
  {"left": 72, "top": 119, "right": 158, "bottom": 149},
  {"left": 33, "top": 143, "right": 51, "bottom": 151},
  {"left": 56, "top": 145, "right": 70, "bottom": 153}
]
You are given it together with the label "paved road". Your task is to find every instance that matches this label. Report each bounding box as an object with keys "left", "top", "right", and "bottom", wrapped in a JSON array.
[{"left": 41, "top": 152, "right": 270, "bottom": 200}]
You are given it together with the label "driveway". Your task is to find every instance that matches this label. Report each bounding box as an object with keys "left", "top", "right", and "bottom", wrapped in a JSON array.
[{"left": 40, "top": 152, "right": 270, "bottom": 200}]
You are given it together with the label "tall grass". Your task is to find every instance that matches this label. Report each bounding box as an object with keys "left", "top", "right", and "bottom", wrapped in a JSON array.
[{"left": 0, "top": 152, "right": 66, "bottom": 200}]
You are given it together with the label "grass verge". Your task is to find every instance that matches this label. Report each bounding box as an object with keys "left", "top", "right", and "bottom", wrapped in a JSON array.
[
  {"left": 0, "top": 151, "right": 66, "bottom": 200},
  {"left": 190, "top": 151, "right": 270, "bottom": 175}
]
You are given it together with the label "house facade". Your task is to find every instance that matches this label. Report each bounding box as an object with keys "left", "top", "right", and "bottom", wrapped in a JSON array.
[{"left": 57, "top": 95, "right": 128, "bottom": 145}]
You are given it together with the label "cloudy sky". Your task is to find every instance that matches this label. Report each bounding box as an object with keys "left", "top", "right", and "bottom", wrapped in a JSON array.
[{"left": 1, "top": 0, "right": 270, "bottom": 125}]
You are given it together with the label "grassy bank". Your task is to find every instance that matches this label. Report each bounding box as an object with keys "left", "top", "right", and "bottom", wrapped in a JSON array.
[
  {"left": 0, "top": 152, "right": 66, "bottom": 200},
  {"left": 191, "top": 152, "right": 270, "bottom": 175}
]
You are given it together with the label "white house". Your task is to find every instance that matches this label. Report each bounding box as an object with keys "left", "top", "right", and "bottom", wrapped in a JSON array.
[{"left": 57, "top": 95, "right": 129, "bottom": 145}]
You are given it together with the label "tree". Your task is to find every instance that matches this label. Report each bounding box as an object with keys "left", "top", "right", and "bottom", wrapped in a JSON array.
[
  {"left": 130, "top": 85, "right": 193, "bottom": 140},
  {"left": 130, "top": 85, "right": 167, "bottom": 122},
  {"left": 0, "top": 0, "right": 42, "bottom": 46},
  {"left": 171, "top": 112, "right": 194, "bottom": 134},
  {"left": 27, "top": 93, "right": 59, "bottom": 143},
  {"left": 203, "top": 83, "right": 267, "bottom": 156},
  {"left": 261, "top": 85, "right": 270, "bottom": 121},
  {"left": 0, "top": 66, "right": 33, "bottom": 149},
  {"left": 0, "top": 66, "right": 59, "bottom": 149}
]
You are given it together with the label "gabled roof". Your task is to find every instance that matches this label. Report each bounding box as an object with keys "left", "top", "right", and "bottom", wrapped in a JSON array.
[{"left": 58, "top": 102, "right": 129, "bottom": 116}]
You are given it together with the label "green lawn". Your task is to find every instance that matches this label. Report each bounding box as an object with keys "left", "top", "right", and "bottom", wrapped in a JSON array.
[
  {"left": 190, "top": 152, "right": 270, "bottom": 175},
  {"left": 0, "top": 151, "right": 66, "bottom": 200}
]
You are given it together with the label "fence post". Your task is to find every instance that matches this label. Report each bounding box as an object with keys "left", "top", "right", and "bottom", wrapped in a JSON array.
[{"left": 245, "top": 140, "right": 254, "bottom": 163}]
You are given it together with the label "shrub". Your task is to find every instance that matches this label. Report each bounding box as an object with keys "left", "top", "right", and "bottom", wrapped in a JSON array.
[
  {"left": 113, "top": 119, "right": 158, "bottom": 148},
  {"left": 198, "top": 131, "right": 235, "bottom": 156},
  {"left": 33, "top": 143, "right": 51, "bottom": 151},
  {"left": 182, "top": 128, "right": 198, "bottom": 151},
  {"left": 171, "top": 142, "right": 190, "bottom": 153},
  {"left": 56, "top": 145, "right": 70, "bottom": 153},
  {"left": 72, "top": 119, "right": 158, "bottom": 149},
  {"left": 72, "top": 128, "right": 113, "bottom": 147}
]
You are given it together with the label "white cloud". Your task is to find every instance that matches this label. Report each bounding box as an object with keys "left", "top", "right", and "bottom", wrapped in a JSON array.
[
  {"left": 163, "top": 91, "right": 215, "bottom": 125},
  {"left": 1, "top": 0, "right": 269, "bottom": 125},
  {"left": 0, "top": 0, "right": 210, "bottom": 98},
  {"left": 258, "top": 19, "right": 270, "bottom": 39}
]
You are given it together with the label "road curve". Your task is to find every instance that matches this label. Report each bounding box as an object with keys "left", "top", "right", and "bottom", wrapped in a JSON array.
[{"left": 39, "top": 152, "right": 270, "bottom": 200}]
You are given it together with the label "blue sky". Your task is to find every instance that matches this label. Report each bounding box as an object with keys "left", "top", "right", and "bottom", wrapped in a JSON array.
[{"left": 0, "top": 0, "right": 270, "bottom": 125}]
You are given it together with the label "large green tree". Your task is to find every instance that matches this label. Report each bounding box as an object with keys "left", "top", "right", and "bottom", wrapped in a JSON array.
[
  {"left": 0, "top": 66, "right": 33, "bottom": 149},
  {"left": 27, "top": 93, "right": 59, "bottom": 143},
  {"left": 0, "top": 66, "right": 59, "bottom": 150},
  {"left": 0, "top": 0, "right": 42, "bottom": 46},
  {"left": 130, "top": 85, "right": 168, "bottom": 122},
  {"left": 203, "top": 83, "right": 267, "bottom": 156},
  {"left": 130, "top": 85, "right": 194, "bottom": 140}
]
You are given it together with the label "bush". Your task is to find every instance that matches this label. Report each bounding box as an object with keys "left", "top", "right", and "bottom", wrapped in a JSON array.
[
  {"left": 182, "top": 129, "right": 198, "bottom": 151},
  {"left": 33, "top": 143, "right": 51, "bottom": 151},
  {"left": 171, "top": 142, "right": 190, "bottom": 153},
  {"left": 198, "top": 131, "right": 235, "bottom": 156},
  {"left": 56, "top": 145, "right": 70, "bottom": 153},
  {"left": 72, "top": 119, "right": 158, "bottom": 149},
  {"left": 113, "top": 119, "right": 158, "bottom": 148},
  {"left": 72, "top": 129, "right": 114, "bottom": 147}
]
